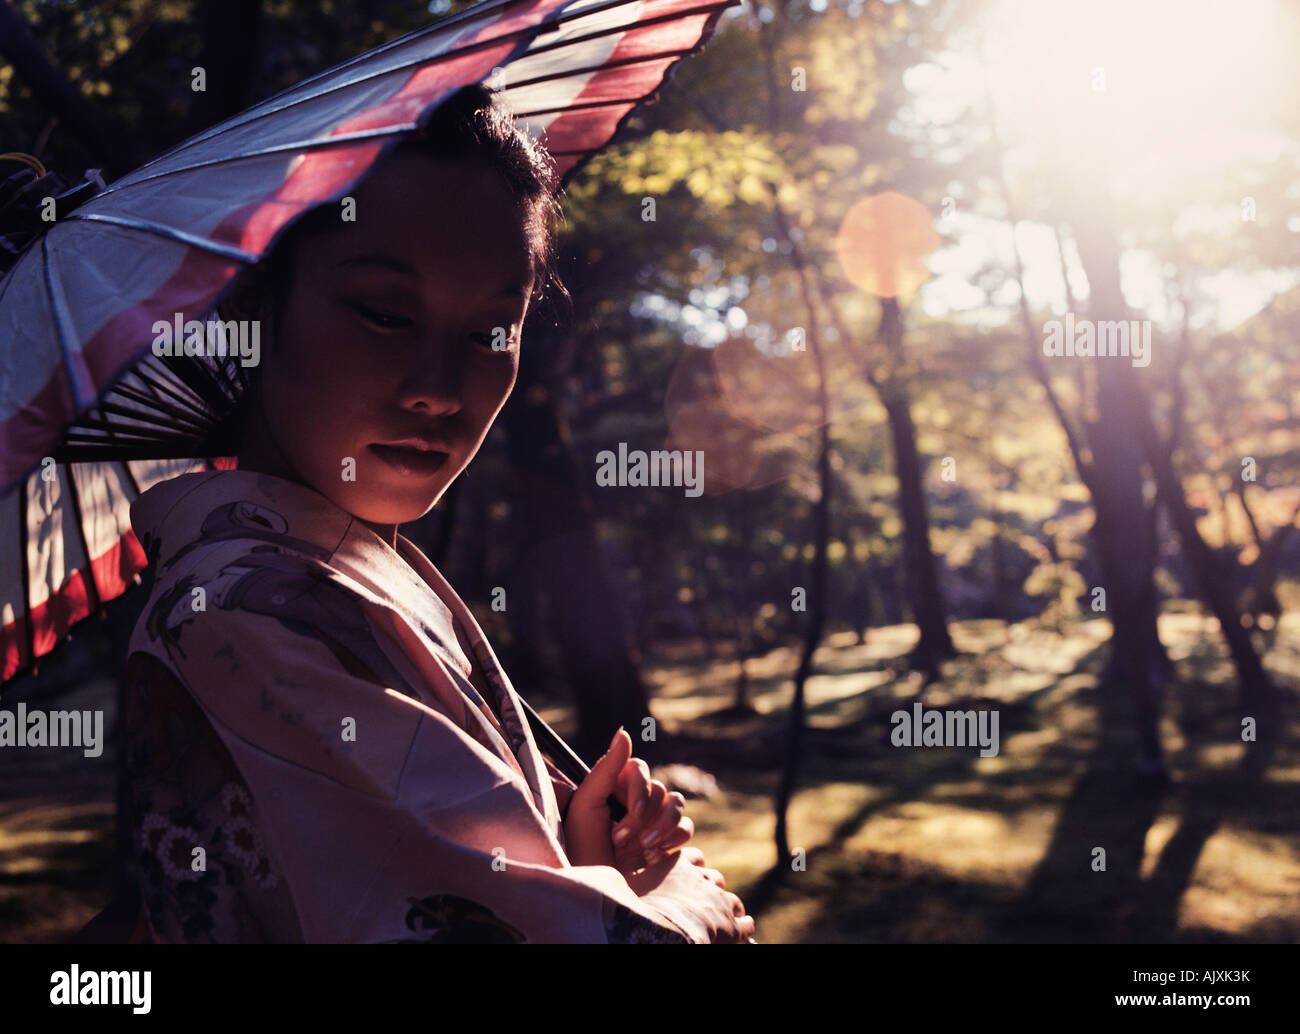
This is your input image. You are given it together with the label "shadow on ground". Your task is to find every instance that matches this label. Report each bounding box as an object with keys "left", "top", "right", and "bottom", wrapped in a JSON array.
[{"left": 2, "top": 609, "right": 1297, "bottom": 943}]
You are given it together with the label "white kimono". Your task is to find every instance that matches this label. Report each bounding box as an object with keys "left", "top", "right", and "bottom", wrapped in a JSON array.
[{"left": 122, "top": 468, "right": 695, "bottom": 943}]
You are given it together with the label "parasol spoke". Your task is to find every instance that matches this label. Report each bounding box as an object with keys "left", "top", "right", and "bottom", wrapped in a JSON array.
[
  {"left": 131, "top": 360, "right": 226, "bottom": 414},
  {"left": 74, "top": 125, "right": 424, "bottom": 204},
  {"left": 52, "top": 440, "right": 218, "bottom": 464},
  {"left": 512, "top": 96, "right": 645, "bottom": 118},
  {"left": 15, "top": 479, "right": 34, "bottom": 677},
  {"left": 66, "top": 212, "right": 262, "bottom": 264},
  {"left": 59, "top": 465, "right": 103, "bottom": 617},
  {"left": 105, "top": 383, "right": 215, "bottom": 432},
  {"left": 56, "top": 430, "right": 202, "bottom": 456},
  {"left": 41, "top": 235, "right": 91, "bottom": 412},
  {"left": 504, "top": 43, "right": 709, "bottom": 92},
  {"left": 90, "top": 400, "right": 212, "bottom": 437},
  {"left": 151, "top": 355, "right": 245, "bottom": 419}
]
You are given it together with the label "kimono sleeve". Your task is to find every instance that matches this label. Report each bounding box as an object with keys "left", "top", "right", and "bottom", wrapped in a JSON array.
[
  {"left": 141, "top": 585, "right": 697, "bottom": 943},
  {"left": 123, "top": 651, "right": 302, "bottom": 943},
  {"left": 541, "top": 752, "right": 578, "bottom": 824}
]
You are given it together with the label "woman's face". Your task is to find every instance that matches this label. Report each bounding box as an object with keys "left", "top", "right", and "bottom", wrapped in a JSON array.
[{"left": 240, "top": 152, "right": 535, "bottom": 537}]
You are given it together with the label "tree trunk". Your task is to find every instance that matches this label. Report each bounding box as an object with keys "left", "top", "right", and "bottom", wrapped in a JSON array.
[
  {"left": 731, "top": 619, "right": 754, "bottom": 712},
  {"left": 878, "top": 298, "right": 956, "bottom": 679},
  {"left": 1235, "top": 480, "right": 1291, "bottom": 621},
  {"left": 765, "top": 172, "right": 834, "bottom": 867},
  {"left": 774, "top": 413, "right": 829, "bottom": 863},
  {"left": 985, "top": 85, "right": 1172, "bottom": 775},
  {"left": 1067, "top": 184, "right": 1171, "bottom": 777},
  {"left": 1132, "top": 391, "right": 1279, "bottom": 736}
]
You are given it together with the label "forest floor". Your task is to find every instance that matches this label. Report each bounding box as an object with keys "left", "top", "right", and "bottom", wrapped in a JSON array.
[
  {"left": 2, "top": 605, "right": 1297, "bottom": 943},
  {"left": 551, "top": 606, "right": 1299, "bottom": 944}
]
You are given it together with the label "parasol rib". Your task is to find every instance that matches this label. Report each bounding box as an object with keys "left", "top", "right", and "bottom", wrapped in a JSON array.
[
  {"left": 60, "top": 465, "right": 103, "bottom": 617},
  {"left": 16, "top": 478, "right": 34, "bottom": 677},
  {"left": 105, "top": 385, "right": 214, "bottom": 433},
  {"left": 41, "top": 235, "right": 91, "bottom": 412},
  {"left": 514, "top": 96, "right": 646, "bottom": 117},
  {"left": 65, "top": 213, "right": 261, "bottom": 264},
  {"left": 59, "top": 429, "right": 187, "bottom": 447},
  {"left": 74, "top": 125, "right": 426, "bottom": 203},
  {"left": 132, "top": 363, "right": 224, "bottom": 417},
  {"left": 152, "top": 356, "right": 245, "bottom": 419},
  {"left": 91, "top": 401, "right": 211, "bottom": 437},
  {"left": 52, "top": 441, "right": 217, "bottom": 463},
  {"left": 504, "top": 44, "right": 707, "bottom": 91}
]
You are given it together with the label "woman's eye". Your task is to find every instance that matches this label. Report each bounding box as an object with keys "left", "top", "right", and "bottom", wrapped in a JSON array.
[
  {"left": 471, "top": 329, "right": 516, "bottom": 351},
  {"left": 354, "top": 304, "right": 411, "bottom": 330}
]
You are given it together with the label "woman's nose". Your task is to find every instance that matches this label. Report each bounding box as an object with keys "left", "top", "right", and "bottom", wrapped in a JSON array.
[{"left": 397, "top": 337, "right": 464, "bottom": 414}]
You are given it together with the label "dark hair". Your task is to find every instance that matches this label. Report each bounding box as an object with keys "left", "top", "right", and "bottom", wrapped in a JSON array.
[{"left": 220, "top": 82, "right": 571, "bottom": 453}]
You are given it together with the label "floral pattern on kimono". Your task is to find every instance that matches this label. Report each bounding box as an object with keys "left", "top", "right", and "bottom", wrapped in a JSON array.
[
  {"left": 123, "top": 651, "right": 300, "bottom": 942},
  {"left": 123, "top": 469, "right": 694, "bottom": 944}
]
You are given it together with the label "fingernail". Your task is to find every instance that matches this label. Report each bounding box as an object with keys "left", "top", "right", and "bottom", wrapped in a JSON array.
[
  {"left": 613, "top": 826, "right": 632, "bottom": 846},
  {"left": 641, "top": 828, "right": 661, "bottom": 847},
  {"left": 633, "top": 801, "right": 645, "bottom": 822}
]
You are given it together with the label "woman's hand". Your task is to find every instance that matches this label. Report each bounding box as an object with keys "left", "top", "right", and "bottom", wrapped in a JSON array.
[
  {"left": 562, "top": 731, "right": 752, "bottom": 943},
  {"left": 635, "top": 846, "right": 755, "bottom": 944},
  {"left": 612, "top": 750, "right": 694, "bottom": 871},
  {"left": 563, "top": 729, "right": 695, "bottom": 873},
  {"left": 562, "top": 729, "right": 630, "bottom": 868}
]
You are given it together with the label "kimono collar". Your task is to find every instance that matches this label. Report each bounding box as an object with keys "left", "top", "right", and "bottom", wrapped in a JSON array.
[{"left": 129, "top": 468, "right": 556, "bottom": 822}]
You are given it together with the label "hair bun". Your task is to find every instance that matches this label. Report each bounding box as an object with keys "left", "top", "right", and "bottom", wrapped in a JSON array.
[{"left": 0, "top": 157, "right": 106, "bottom": 275}]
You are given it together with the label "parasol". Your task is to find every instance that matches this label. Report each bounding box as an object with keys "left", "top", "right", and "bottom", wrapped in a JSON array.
[{"left": 0, "top": 0, "right": 741, "bottom": 686}]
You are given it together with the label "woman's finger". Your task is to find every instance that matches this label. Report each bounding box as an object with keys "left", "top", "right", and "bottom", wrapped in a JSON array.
[
  {"left": 637, "top": 783, "right": 669, "bottom": 843},
  {"left": 611, "top": 814, "right": 637, "bottom": 849},
  {"left": 643, "top": 800, "right": 688, "bottom": 853},
  {"left": 617, "top": 757, "right": 653, "bottom": 822},
  {"left": 646, "top": 779, "right": 667, "bottom": 818},
  {"left": 649, "top": 790, "right": 686, "bottom": 826},
  {"left": 660, "top": 814, "right": 694, "bottom": 852}
]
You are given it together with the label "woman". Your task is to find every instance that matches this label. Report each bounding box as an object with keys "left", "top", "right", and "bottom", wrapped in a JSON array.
[{"left": 118, "top": 83, "right": 755, "bottom": 943}]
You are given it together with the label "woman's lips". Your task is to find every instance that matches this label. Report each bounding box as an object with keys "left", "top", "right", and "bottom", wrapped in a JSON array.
[{"left": 369, "top": 443, "right": 449, "bottom": 477}]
